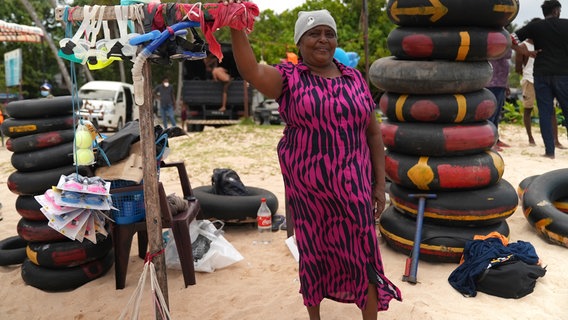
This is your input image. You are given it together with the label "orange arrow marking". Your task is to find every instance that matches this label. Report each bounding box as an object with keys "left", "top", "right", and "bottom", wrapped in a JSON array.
[{"left": 390, "top": 0, "right": 448, "bottom": 23}]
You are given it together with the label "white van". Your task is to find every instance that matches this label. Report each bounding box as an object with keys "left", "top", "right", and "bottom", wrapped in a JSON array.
[{"left": 78, "top": 81, "right": 138, "bottom": 132}]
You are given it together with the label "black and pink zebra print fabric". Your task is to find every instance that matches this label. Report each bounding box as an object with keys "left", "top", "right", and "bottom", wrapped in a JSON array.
[{"left": 275, "top": 61, "right": 401, "bottom": 310}]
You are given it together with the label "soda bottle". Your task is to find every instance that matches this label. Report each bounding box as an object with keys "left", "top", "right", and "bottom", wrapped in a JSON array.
[{"left": 256, "top": 197, "right": 272, "bottom": 244}]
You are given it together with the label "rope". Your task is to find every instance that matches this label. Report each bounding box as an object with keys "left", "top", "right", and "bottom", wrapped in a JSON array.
[{"left": 167, "top": 193, "right": 188, "bottom": 215}]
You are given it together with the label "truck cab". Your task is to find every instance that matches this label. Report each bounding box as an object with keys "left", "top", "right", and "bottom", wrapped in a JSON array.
[
  {"left": 78, "top": 81, "right": 138, "bottom": 132},
  {"left": 181, "top": 43, "right": 258, "bottom": 132}
]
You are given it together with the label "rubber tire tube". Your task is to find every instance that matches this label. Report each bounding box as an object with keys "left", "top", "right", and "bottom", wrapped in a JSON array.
[
  {"left": 17, "top": 218, "right": 68, "bottom": 243},
  {"left": 389, "top": 179, "right": 518, "bottom": 226},
  {"left": 11, "top": 141, "right": 75, "bottom": 172},
  {"left": 385, "top": 149, "right": 504, "bottom": 191},
  {"left": 1, "top": 115, "right": 76, "bottom": 139},
  {"left": 21, "top": 251, "right": 114, "bottom": 292},
  {"left": 378, "top": 206, "right": 510, "bottom": 263},
  {"left": 0, "top": 235, "right": 28, "bottom": 266},
  {"left": 386, "top": 0, "right": 519, "bottom": 28},
  {"left": 379, "top": 89, "right": 497, "bottom": 123},
  {"left": 381, "top": 119, "right": 497, "bottom": 156},
  {"left": 5, "top": 96, "right": 78, "bottom": 119},
  {"left": 369, "top": 57, "right": 492, "bottom": 95},
  {"left": 27, "top": 234, "right": 112, "bottom": 268},
  {"left": 6, "top": 129, "right": 75, "bottom": 153},
  {"left": 518, "top": 174, "right": 568, "bottom": 213},
  {"left": 522, "top": 168, "right": 568, "bottom": 247},
  {"left": 7, "top": 165, "right": 91, "bottom": 196},
  {"left": 193, "top": 186, "right": 279, "bottom": 221},
  {"left": 15, "top": 195, "right": 47, "bottom": 221},
  {"left": 387, "top": 26, "right": 510, "bottom": 61}
]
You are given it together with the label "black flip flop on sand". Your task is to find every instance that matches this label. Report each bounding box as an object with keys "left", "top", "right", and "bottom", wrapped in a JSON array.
[{"left": 272, "top": 214, "right": 286, "bottom": 231}]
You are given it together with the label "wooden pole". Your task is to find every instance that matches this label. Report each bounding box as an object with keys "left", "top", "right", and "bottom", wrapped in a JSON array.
[
  {"left": 362, "top": 0, "right": 370, "bottom": 84},
  {"left": 55, "top": 6, "right": 169, "bottom": 316}
]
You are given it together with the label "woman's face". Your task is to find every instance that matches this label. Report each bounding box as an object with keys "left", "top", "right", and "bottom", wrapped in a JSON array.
[{"left": 298, "top": 26, "right": 337, "bottom": 65}]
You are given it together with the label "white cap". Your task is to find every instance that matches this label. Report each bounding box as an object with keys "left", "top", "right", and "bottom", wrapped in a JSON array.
[{"left": 294, "top": 9, "right": 337, "bottom": 45}]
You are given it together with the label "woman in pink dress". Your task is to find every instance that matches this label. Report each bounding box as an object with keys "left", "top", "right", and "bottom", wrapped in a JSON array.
[{"left": 224, "top": 2, "right": 402, "bottom": 319}]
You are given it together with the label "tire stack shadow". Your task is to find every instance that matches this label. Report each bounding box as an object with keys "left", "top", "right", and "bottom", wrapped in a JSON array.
[
  {"left": 371, "top": 0, "right": 520, "bottom": 263},
  {"left": 1, "top": 96, "right": 113, "bottom": 291}
]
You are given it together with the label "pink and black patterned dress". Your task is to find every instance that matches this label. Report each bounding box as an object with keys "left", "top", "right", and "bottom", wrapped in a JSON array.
[{"left": 275, "top": 60, "right": 402, "bottom": 310}]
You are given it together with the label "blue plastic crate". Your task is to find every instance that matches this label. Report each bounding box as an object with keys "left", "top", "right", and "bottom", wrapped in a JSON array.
[{"left": 110, "top": 180, "right": 145, "bottom": 225}]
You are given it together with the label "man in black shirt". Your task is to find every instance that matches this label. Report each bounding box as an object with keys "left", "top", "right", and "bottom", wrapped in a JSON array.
[{"left": 511, "top": 0, "right": 568, "bottom": 159}]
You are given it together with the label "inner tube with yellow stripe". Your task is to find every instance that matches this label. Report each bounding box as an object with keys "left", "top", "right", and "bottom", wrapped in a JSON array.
[
  {"left": 522, "top": 169, "right": 568, "bottom": 247},
  {"left": 389, "top": 180, "right": 517, "bottom": 226},
  {"left": 379, "top": 90, "right": 497, "bottom": 123},
  {"left": 370, "top": 57, "right": 492, "bottom": 95},
  {"left": 386, "top": 0, "right": 519, "bottom": 28},
  {"left": 388, "top": 27, "right": 510, "bottom": 61},
  {"left": 0, "top": 115, "right": 76, "bottom": 139},
  {"left": 21, "top": 251, "right": 113, "bottom": 292},
  {"left": 27, "top": 234, "right": 112, "bottom": 268},
  {"left": 379, "top": 206, "right": 510, "bottom": 263},
  {"left": 385, "top": 149, "right": 504, "bottom": 191},
  {"left": 381, "top": 120, "right": 497, "bottom": 156}
]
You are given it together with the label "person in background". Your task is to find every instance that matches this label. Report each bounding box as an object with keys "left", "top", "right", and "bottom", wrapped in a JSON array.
[
  {"left": 204, "top": 54, "right": 231, "bottom": 112},
  {"left": 224, "top": 2, "right": 402, "bottom": 319},
  {"left": 514, "top": 30, "right": 565, "bottom": 148},
  {"left": 486, "top": 49, "right": 512, "bottom": 151},
  {"left": 510, "top": 0, "right": 568, "bottom": 159},
  {"left": 40, "top": 80, "right": 53, "bottom": 98},
  {"left": 153, "top": 77, "right": 176, "bottom": 128}
]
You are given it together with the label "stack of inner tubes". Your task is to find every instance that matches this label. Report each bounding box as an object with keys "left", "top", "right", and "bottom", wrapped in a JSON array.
[
  {"left": 0, "top": 96, "right": 112, "bottom": 291},
  {"left": 370, "top": 0, "right": 520, "bottom": 263}
]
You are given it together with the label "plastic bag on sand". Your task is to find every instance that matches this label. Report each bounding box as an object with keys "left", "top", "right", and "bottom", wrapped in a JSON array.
[{"left": 165, "top": 220, "right": 243, "bottom": 273}]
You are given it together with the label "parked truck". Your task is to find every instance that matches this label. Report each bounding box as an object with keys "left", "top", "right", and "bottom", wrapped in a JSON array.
[{"left": 181, "top": 44, "right": 259, "bottom": 132}]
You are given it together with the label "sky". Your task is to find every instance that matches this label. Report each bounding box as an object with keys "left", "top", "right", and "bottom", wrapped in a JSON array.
[{"left": 251, "top": 0, "right": 568, "bottom": 27}]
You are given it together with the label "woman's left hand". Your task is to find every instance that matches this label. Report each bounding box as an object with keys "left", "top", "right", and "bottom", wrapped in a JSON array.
[{"left": 372, "top": 185, "right": 386, "bottom": 219}]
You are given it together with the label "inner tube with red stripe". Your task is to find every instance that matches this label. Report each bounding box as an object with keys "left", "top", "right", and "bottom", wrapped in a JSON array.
[
  {"left": 5, "top": 96, "right": 78, "bottom": 119},
  {"left": 386, "top": 0, "right": 519, "bottom": 28},
  {"left": 379, "top": 89, "right": 497, "bottom": 123},
  {"left": 6, "top": 129, "right": 75, "bottom": 153},
  {"left": 0, "top": 235, "right": 28, "bottom": 266},
  {"left": 385, "top": 149, "right": 504, "bottom": 191},
  {"left": 379, "top": 206, "right": 510, "bottom": 263},
  {"left": 21, "top": 250, "right": 114, "bottom": 292},
  {"left": 370, "top": 57, "right": 492, "bottom": 95},
  {"left": 388, "top": 27, "right": 510, "bottom": 61},
  {"left": 17, "top": 218, "right": 68, "bottom": 243},
  {"left": 16, "top": 195, "right": 47, "bottom": 221},
  {"left": 27, "top": 234, "right": 112, "bottom": 268},
  {"left": 522, "top": 169, "right": 568, "bottom": 247},
  {"left": 0, "top": 115, "right": 76, "bottom": 139},
  {"left": 381, "top": 120, "right": 497, "bottom": 156},
  {"left": 389, "top": 180, "right": 518, "bottom": 226}
]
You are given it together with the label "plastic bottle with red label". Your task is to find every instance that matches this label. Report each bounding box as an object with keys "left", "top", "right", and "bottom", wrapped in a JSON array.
[{"left": 256, "top": 197, "right": 272, "bottom": 244}]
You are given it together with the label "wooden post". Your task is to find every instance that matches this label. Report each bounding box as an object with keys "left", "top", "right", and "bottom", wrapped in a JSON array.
[{"left": 55, "top": 5, "right": 169, "bottom": 316}]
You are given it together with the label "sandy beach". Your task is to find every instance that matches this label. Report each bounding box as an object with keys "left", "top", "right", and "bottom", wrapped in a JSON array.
[{"left": 0, "top": 123, "right": 567, "bottom": 320}]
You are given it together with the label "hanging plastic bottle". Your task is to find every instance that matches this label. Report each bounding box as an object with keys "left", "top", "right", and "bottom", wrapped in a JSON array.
[{"left": 256, "top": 198, "right": 272, "bottom": 244}]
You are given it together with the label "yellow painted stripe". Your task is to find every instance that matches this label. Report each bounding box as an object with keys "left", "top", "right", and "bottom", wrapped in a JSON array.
[
  {"left": 453, "top": 94, "right": 467, "bottom": 122},
  {"left": 456, "top": 31, "right": 470, "bottom": 61},
  {"left": 391, "top": 198, "right": 516, "bottom": 222},
  {"left": 395, "top": 94, "right": 408, "bottom": 121},
  {"left": 494, "top": 4, "right": 517, "bottom": 14},
  {"left": 407, "top": 157, "right": 434, "bottom": 190},
  {"left": 379, "top": 227, "right": 464, "bottom": 253}
]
